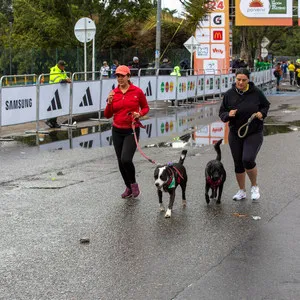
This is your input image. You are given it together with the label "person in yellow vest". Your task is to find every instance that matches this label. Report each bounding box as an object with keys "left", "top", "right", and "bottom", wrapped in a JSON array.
[
  {"left": 170, "top": 66, "right": 181, "bottom": 76},
  {"left": 288, "top": 61, "right": 296, "bottom": 86},
  {"left": 47, "top": 60, "right": 71, "bottom": 128}
]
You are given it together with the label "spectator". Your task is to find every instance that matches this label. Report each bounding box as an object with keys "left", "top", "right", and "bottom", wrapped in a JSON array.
[
  {"left": 281, "top": 61, "right": 288, "bottom": 79},
  {"left": 47, "top": 60, "right": 71, "bottom": 128},
  {"left": 100, "top": 61, "right": 110, "bottom": 78},
  {"left": 130, "top": 56, "right": 140, "bottom": 76},
  {"left": 273, "top": 63, "right": 282, "bottom": 91},
  {"left": 288, "top": 61, "right": 296, "bottom": 86},
  {"left": 170, "top": 66, "right": 181, "bottom": 76},
  {"left": 110, "top": 59, "right": 119, "bottom": 78},
  {"left": 159, "top": 58, "right": 172, "bottom": 75}
]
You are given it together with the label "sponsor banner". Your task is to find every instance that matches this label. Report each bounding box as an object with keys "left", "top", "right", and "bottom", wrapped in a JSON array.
[
  {"left": 39, "top": 84, "right": 70, "bottom": 120},
  {"left": 220, "top": 75, "right": 230, "bottom": 93},
  {"left": 228, "top": 73, "right": 235, "bottom": 87},
  {"left": 177, "top": 77, "right": 188, "bottom": 100},
  {"left": 139, "top": 118, "right": 156, "bottom": 140},
  {"left": 1, "top": 86, "right": 36, "bottom": 126},
  {"left": 157, "top": 116, "right": 177, "bottom": 137},
  {"left": 211, "top": 44, "right": 226, "bottom": 59},
  {"left": 196, "top": 75, "right": 205, "bottom": 96},
  {"left": 187, "top": 76, "right": 197, "bottom": 98},
  {"left": 211, "top": 28, "right": 225, "bottom": 43},
  {"left": 176, "top": 110, "right": 189, "bottom": 134},
  {"left": 100, "top": 129, "right": 113, "bottom": 147},
  {"left": 203, "top": 60, "right": 218, "bottom": 74},
  {"left": 236, "top": 0, "right": 293, "bottom": 26},
  {"left": 72, "top": 81, "right": 101, "bottom": 114},
  {"left": 210, "top": 122, "right": 225, "bottom": 137},
  {"left": 211, "top": 12, "right": 225, "bottom": 27},
  {"left": 72, "top": 132, "right": 101, "bottom": 149},
  {"left": 196, "top": 44, "right": 210, "bottom": 59},
  {"left": 139, "top": 77, "right": 157, "bottom": 102},
  {"left": 101, "top": 78, "right": 117, "bottom": 110},
  {"left": 204, "top": 75, "right": 216, "bottom": 94},
  {"left": 195, "top": 124, "right": 210, "bottom": 137},
  {"left": 39, "top": 139, "right": 70, "bottom": 151},
  {"left": 195, "top": 28, "right": 210, "bottom": 43},
  {"left": 157, "top": 76, "right": 176, "bottom": 101}
]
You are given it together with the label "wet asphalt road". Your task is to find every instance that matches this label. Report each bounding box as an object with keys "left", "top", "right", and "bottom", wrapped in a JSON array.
[{"left": 0, "top": 93, "right": 300, "bottom": 300}]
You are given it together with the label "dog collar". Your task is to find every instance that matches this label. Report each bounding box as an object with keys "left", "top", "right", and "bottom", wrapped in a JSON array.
[{"left": 206, "top": 175, "right": 222, "bottom": 188}]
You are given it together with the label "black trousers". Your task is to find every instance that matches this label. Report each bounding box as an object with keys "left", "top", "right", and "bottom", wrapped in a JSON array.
[
  {"left": 112, "top": 126, "right": 140, "bottom": 188},
  {"left": 229, "top": 131, "right": 263, "bottom": 173}
]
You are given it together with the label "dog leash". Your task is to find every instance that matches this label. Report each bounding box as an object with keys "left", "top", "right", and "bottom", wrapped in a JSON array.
[
  {"left": 237, "top": 113, "right": 257, "bottom": 138},
  {"left": 128, "top": 112, "right": 158, "bottom": 165}
]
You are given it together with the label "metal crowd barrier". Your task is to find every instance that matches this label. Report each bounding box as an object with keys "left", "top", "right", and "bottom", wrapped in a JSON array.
[{"left": 0, "top": 69, "right": 274, "bottom": 133}]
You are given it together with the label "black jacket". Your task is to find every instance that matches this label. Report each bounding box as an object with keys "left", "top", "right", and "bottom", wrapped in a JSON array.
[{"left": 219, "top": 82, "right": 270, "bottom": 136}]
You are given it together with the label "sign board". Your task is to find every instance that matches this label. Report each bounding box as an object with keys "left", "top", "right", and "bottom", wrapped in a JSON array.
[
  {"left": 261, "top": 47, "right": 268, "bottom": 58},
  {"left": 184, "top": 36, "right": 198, "bottom": 53},
  {"left": 261, "top": 37, "right": 270, "bottom": 48},
  {"left": 74, "top": 17, "right": 96, "bottom": 43}
]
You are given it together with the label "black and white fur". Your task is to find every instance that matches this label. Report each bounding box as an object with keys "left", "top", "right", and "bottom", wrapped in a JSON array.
[
  {"left": 154, "top": 150, "right": 188, "bottom": 218},
  {"left": 205, "top": 139, "right": 226, "bottom": 204}
]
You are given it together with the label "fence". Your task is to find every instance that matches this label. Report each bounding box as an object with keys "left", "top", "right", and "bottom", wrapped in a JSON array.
[{"left": 0, "top": 68, "right": 274, "bottom": 133}]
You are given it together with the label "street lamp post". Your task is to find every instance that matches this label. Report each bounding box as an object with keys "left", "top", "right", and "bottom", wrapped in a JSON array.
[
  {"left": 155, "top": 0, "right": 161, "bottom": 70},
  {"left": 9, "top": 21, "right": 12, "bottom": 75}
]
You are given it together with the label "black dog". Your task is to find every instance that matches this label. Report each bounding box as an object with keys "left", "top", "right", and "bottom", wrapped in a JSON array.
[
  {"left": 154, "top": 150, "right": 188, "bottom": 218},
  {"left": 205, "top": 139, "right": 226, "bottom": 204}
]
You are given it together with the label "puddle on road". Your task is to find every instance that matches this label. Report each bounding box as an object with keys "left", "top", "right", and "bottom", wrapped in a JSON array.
[{"left": 1, "top": 98, "right": 300, "bottom": 152}]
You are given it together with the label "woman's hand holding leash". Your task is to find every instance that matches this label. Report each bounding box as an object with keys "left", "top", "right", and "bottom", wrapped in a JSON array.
[{"left": 255, "top": 112, "right": 263, "bottom": 120}]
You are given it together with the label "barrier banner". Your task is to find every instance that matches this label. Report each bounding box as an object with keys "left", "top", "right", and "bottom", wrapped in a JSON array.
[
  {"left": 157, "top": 76, "right": 176, "bottom": 100},
  {"left": 100, "top": 128, "right": 113, "bottom": 147},
  {"left": 72, "top": 81, "right": 101, "bottom": 114},
  {"left": 177, "top": 77, "right": 188, "bottom": 100},
  {"left": 236, "top": 0, "right": 293, "bottom": 26},
  {"left": 72, "top": 132, "right": 101, "bottom": 149},
  {"left": 139, "top": 77, "right": 157, "bottom": 102},
  {"left": 221, "top": 75, "right": 229, "bottom": 93},
  {"left": 139, "top": 118, "right": 156, "bottom": 140},
  {"left": 100, "top": 79, "right": 117, "bottom": 110},
  {"left": 39, "top": 84, "right": 70, "bottom": 120},
  {"left": 204, "top": 75, "right": 215, "bottom": 94},
  {"left": 1, "top": 86, "right": 36, "bottom": 126},
  {"left": 197, "top": 75, "right": 205, "bottom": 97},
  {"left": 187, "top": 76, "right": 197, "bottom": 98},
  {"left": 156, "top": 115, "right": 177, "bottom": 137},
  {"left": 176, "top": 110, "right": 188, "bottom": 133},
  {"left": 39, "top": 139, "right": 70, "bottom": 151}
]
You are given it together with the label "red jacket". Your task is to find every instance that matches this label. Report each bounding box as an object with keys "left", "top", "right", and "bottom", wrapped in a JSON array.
[{"left": 104, "top": 83, "right": 149, "bottom": 129}]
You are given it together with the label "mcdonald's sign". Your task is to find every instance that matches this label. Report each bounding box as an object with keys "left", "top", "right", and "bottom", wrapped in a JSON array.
[{"left": 211, "top": 29, "right": 224, "bottom": 42}]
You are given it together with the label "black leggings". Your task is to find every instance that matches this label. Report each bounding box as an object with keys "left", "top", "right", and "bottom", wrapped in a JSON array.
[
  {"left": 112, "top": 126, "right": 140, "bottom": 188},
  {"left": 229, "top": 131, "right": 263, "bottom": 173}
]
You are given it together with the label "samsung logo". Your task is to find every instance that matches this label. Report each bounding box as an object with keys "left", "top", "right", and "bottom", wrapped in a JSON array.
[{"left": 5, "top": 98, "right": 32, "bottom": 110}]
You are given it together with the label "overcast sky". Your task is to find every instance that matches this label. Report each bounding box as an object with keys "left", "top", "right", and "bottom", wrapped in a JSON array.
[{"left": 161, "top": 0, "right": 185, "bottom": 16}]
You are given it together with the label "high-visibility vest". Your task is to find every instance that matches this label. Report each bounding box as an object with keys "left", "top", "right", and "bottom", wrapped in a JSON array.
[
  {"left": 49, "top": 65, "right": 68, "bottom": 84},
  {"left": 170, "top": 66, "right": 181, "bottom": 76}
]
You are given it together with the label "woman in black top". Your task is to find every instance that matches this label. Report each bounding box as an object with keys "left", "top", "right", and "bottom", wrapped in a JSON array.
[{"left": 219, "top": 68, "right": 270, "bottom": 201}]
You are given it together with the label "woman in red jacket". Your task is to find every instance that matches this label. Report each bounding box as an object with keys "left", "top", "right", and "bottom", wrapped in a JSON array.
[{"left": 104, "top": 65, "right": 150, "bottom": 199}]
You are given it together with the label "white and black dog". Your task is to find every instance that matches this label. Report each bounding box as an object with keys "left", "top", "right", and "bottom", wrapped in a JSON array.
[
  {"left": 154, "top": 150, "right": 188, "bottom": 218},
  {"left": 205, "top": 139, "right": 226, "bottom": 204}
]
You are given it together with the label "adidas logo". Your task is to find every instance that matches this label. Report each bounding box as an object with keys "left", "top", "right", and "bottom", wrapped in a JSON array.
[
  {"left": 79, "top": 87, "right": 93, "bottom": 107},
  {"left": 145, "top": 124, "right": 152, "bottom": 138},
  {"left": 47, "top": 90, "right": 62, "bottom": 111},
  {"left": 106, "top": 135, "right": 113, "bottom": 146},
  {"left": 144, "top": 81, "right": 152, "bottom": 97},
  {"left": 80, "top": 140, "right": 93, "bottom": 148}
]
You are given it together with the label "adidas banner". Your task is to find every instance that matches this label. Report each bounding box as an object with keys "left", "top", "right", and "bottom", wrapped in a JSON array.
[
  {"left": 72, "top": 132, "right": 101, "bottom": 149},
  {"left": 39, "top": 84, "right": 70, "bottom": 120},
  {"left": 72, "top": 81, "right": 100, "bottom": 114},
  {"left": 1, "top": 86, "right": 36, "bottom": 126},
  {"left": 139, "top": 77, "right": 156, "bottom": 102}
]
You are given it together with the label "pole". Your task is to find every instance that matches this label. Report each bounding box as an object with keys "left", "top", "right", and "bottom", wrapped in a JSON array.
[
  {"left": 9, "top": 22, "right": 12, "bottom": 75},
  {"left": 84, "top": 18, "right": 87, "bottom": 81},
  {"left": 92, "top": 38, "right": 95, "bottom": 80},
  {"left": 155, "top": 0, "right": 161, "bottom": 70}
]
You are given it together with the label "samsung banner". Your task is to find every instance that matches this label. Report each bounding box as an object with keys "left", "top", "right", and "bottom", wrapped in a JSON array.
[{"left": 1, "top": 86, "right": 36, "bottom": 126}]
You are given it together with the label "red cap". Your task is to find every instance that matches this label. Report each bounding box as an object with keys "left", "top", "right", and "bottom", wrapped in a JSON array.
[{"left": 115, "top": 65, "right": 131, "bottom": 76}]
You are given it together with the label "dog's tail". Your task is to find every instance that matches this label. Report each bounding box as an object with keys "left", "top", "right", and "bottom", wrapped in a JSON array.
[
  {"left": 214, "top": 139, "right": 223, "bottom": 161},
  {"left": 179, "top": 149, "right": 187, "bottom": 165}
]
